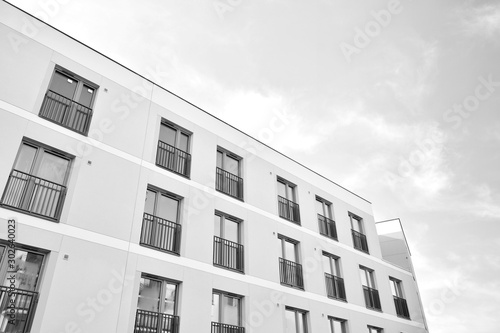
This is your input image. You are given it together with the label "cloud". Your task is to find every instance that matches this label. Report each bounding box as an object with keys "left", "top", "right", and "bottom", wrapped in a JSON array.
[{"left": 458, "top": 3, "right": 500, "bottom": 39}]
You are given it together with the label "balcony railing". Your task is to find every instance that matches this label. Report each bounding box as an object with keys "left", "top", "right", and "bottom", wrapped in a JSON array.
[
  {"left": 39, "top": 90, "right": 92, "bottom": 135},
  {"left": 325, "top": 273, "right": 346, "bottom": 301},
  {"left": 211, "top": 321, "right": 245, "bottom": 333},
  {"left": 156, "top": 140, "right": 191, "bottom": 177},
  {"left": 363, "top": 286, "right": 381, "bottom": 311},
  {"left": 0, "top": 286, "right": 39, "bottom": 333},
  {"left": 318, "top": 214, "right": 337, "bottom": 240},
  {"left": 277, "top": 196, "right": 300, "bottom": 224},
  {"left": 351, "top": 229, "right": 369, "bottom": 253},
  {"left": 394, "top": 296, "right": 410, "bottom": 319},
  {"left": 134, "top": 309, "right": 179, "bottom": 333},
  {"left": 0, "top": 169, "right": 66, "bottom": 220},
  {"left": 279, "top": 257, "right": 304, "bottom": 289},
  {"left": 140, "top": 213, "right": 181, "bottom": 255},
  {"left": 215, "top": 168, "right": 243, "bottom": 200},
  {"left": 213, "top": 236, "right": 244, "bottom": 273}
]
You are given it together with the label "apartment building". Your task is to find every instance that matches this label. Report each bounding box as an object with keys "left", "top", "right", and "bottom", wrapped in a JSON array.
[{"left": 0, "top": 2, "right": 428, "bottom": 332}]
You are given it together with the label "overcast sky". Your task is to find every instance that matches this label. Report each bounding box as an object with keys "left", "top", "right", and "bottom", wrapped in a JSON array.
[{"left": 6, "top": 0, "right": 500, "bottom": 332}]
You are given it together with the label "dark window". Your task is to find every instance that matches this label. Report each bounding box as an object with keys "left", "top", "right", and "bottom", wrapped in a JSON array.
[
  {"left": 39, "top": 68, "right": 97, "bottom": 135},
  {"left": 316, "top": 196, "right": 337, "bottom": 240},
  {"left": 216, "top": 148, "right": 243, "bottom": 200},
  {"left": 1, "top": 140, "right": 71, "bottom": 220},
  {"left": 390, "top": 277, "right": 410, "bottom": 319},
  {"left": 329, "top": 317, "right": 347, "bottom": 333},
  {"left": 350, "top": 213, "right": 369, "bottom": 253},
  {"left": 285, "top": 307, "right": 308, "bottom": 333},
  {"left": 211, "top": 291, "right": 244, "bottom": 333},
  {"left": 213, "top": 212, "right": 244, "bottom": 272},
  {"left": 278, "top": 235, "right": 303, "bottom": 289},
  {"left": 156, "top": 121, "right": 191, "bottom": 177},
  {"left": 360, "top": 266, "right": 381, "bottom": 311},
  {"left": 322, "top": 252, "right": 346, "bottom": 301},
  {"left": 277, "top": 177, "right": 300, "bottom": 224}
]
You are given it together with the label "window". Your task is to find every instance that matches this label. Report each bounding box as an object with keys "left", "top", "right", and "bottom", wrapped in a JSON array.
[
  {"left": 134, "top": 274, "right": 180, "bottom": 333},
  {"left": 277, "top": 177, "right": 300, "bottom": 224},
  {"left": 368, "top": 325, "right": 383, "bottom": 333},
  {"left": 140, "top": 187, "right": 182, "bottom": 254},
  {"left": 285, "top": 307, "right": 308, "bottom": 333},
  {"left": 1, "top": 140, "right": 72, "bottom": 220},
  {"left": 349, "top": 213, "right": 369, "bottom": 253},
  {"left": 390, "top": 277, "right": 410, "bottom": 319},
  {"left": 216, "top": 148, "right": 243, "bottom": 200},
  {"left": 0, "top": 242, "right": 44, "bottom": 333},
  {"left": 360, "top": 266, "right": 381, "bottom": 311},
  {"left": 39, "top": 67, "right": 97, "bottom": 135},
  {"left": 211, "top": 291, "right": 243, "bottom": 333},
  {"left": 213, "top": 211, "right": 244, "bottom": 272},
  {"left": 316, "top": 196, "right": 337, "bottom": 240},
  {"left": 156, "top": 120, "right": 192, "bottom": 177},
  {"left": 322, "top": 252, "right": 346, "bottom": 301},
  {"left": 278, "top": 236, "right": 303, "bottom": 289},
  {"left": 328, "top": 317, "right": 347, "bottom": 333}
]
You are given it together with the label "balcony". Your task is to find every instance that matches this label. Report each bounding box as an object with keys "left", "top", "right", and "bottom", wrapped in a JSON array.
[
  {"left": 39, "top": 90, "right": 92, "bottom": 135},
  {"left": 134, "top": 309, "right": 179, "bottom": 333},
  {"left": 213, "top": 236, "right": 244, "bottom": 273},
  {"left": 156, "top": 140, "right": 191, "bottom": 177},
  {"left": 140, "top": 213, "right": 182, "bottom": 255},
  {"left": 325, "top": 273, "right": 346, "bottom": 301},
  {"left": 279, "top": 258, "right": 304, "bottom": 289},
  {"left": 318, "top": 214, "right": 337, "bottom": 240},
  {"left": 0, "top": 286, "right": 39, "bottom": 333},
  {"left": 394, "top": 296, "right": 411, "bottom": 319},
  {"left": 0, "top": 170, "right": 66, "bottom": 221},
  {"left": 277, "top": 196, "right": 300, "bottom": 224},
  {"left": 211, "top": 322, "right": 244, "bottom": 333},
  {"left": 363, "top": 286, "right": 381, "bottom": 311},
  {"left": 351, "top": 229, "right": 369, "bottom": 253},
  {"left": 215, "top": 168, "right": 243, "bottom": 200}
]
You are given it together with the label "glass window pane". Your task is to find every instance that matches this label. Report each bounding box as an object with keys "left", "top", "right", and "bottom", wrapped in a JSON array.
[
  {"left": 144, "top": 190, "right": 156, "bottom": 215},
  {"left": 78, "top": 84, "right": 94, "bottom": 108},
  {"left": 214, "top": 215, "right": 221, "bottom": 238},
  {"left": 216, "top": 151, "right": 223, "bottom": 168},
  {"left": 277, "top": 181, "right": 287, "bottom": 198},
  {"left": 1, "top": 250, "right": 43, "bottom": 292},
  {"left": 222, "top": 295, "right": 240, "bottom": 326},
  {"left": 359, "top": 268, "right": 368, "bottom": 287},
  {"left": 163, "top": 283, "right": 177, "bottom": 315},
  {"left": 390, "top": 280, "right": 397, "bottom": 296},
  {"left": 156, "top": 194, "right": 178, "bottom": 222},
  {"left": 211, "top": 293, "right": 220, "bottom": 322},
  {"left": 331, "top": 319, "right": 343, "bottom": 333},
  {"left": 160, "top": 124, "right": 177, "bottom": 146},
  {"left": 332, "top": 259, "right": 340, "bottom": 276},
  {"left": 351, "top": 216, "right": 361, "bottom": 232},
  {"left": 14, "top": 144, "right": 37, "bottom": 173},
  {"left": 297, "top": 312, "right": 305, "bottom": 333},
  {"left": 137, "top": 278, "right": 161, "bottom": 312},
  {"left": 49, "top": 71, "right": 78, "bottom": 100},
  {"left": 225, "top": 219, "right": 239, "bottom": 243},
  {"left": 322, "top": 255, "right": 331, "bottom": 274},
  {"left": 284, "top": 241, "right": 296, "bottom": 262},
  {"left": 179, "top": 133, "right": 189, "bottom": 152},
  {"left": 224, "top": 155, "right": 239, "bottom": 175},
  {"left": 287, "top": 185, "right": 295, "bottom": 202},
  {"left": 36, "top": 151, "right": 70, "bottom": 184},
  {"left": 315, "top": 199, "right": 324, "bottom": 215},
  {"left": 285, "top": 309, "right": 296, "bottom": 333}
]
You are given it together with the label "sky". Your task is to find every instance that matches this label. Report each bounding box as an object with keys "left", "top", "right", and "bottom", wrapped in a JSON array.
[{"left": 5, "top": 0, "right": 500, "bottom": 332}]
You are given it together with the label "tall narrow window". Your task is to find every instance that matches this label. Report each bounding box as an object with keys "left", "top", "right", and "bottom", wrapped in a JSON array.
[
  {"left": 216, "top": 148, "right": 243, "bottom": 200},
  {"left": 322, "top": 252, "right": 346, "bottom": 301},
  {"left": 213, "top": 212, "right": 244, "bottom": 272},
  {"left": 39, "top": 67, "right": 97, "bottom": 135},
  {"left": 134, "top": 275, "right": 180, "bottom": 333},
  {"left": 211, "top": 291, "right": 243, "bottom": 333},
  {"left": 285, "top": 307, "right": 308, "bottom": 333},
  {"left": 350, "top": 213, "right": 369, "bottom": 253},
  {"left": 360, "top": 266, "right": 381, "bottom": 311},
  {"left": 328, "top": 317, "right": 347, "bottom": 333},
  {"left": 277, "top": 177, "right": 300, "bottom": 224},
  {"left": 278, "top": 236, "right": 303, "bottom": 289},
  {"left": 316, "top": 196, "right": 337, "bottom": 240},
  {"left": 0, "top": 242, "right": 45, "bottom": 333},
  {"left": 390, "top": 277, "right": 410, "bottom": 319},
  {"left": 156, "top": 121, "right": 192, "bottom": 177},
  {"left": 1, "top": 140, "right": 71, "bottom": 220},
  {"left": 140, "top": 187, "right": 182, "bottom": 255}
]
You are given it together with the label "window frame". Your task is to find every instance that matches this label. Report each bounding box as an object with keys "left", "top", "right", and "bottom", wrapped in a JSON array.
[
  {"left": 144, "top": 186, "right": 182, "bottom": 223},
  {"left": 389, "top": 277, "right": 405, "bottom": 298},
  {"left": 322, "top": 252, "right": 341, "bottom": 277},
  {"left": 216, "top": 147, "right": 242, "bottom": 177},
  {"left": 211, "top": 289, "right": 243, "bottom": 327},
  {"left": 316, "top": 196, "right": 333, "bottom": 218},
  {"left": 349, "top": 212, "right": 364, "bottom": 233},
  {"left": 367, "top": 325, "right": 383, "bottom": 333},
  {"left": 278, "top": 235, "right": 300, "bottom": 263},
  {"left": 359, "top": 266, "right": 376, "bottom": 289},
  {"left": 285, "top": 306, "right": 308, "bottom": 333},
  {"left": 159, "top": 120, "right": 192, "bottom": 153},
  {"left": 214, "top": 210, "right": 242, "bottom": 244},
  {"left": 328, "top": 316, "right": 347, "bottom": 333},
  {"left": 277, "top": 177, "right": 297, "bottom": 202},
  {"left": 137, "top": 273, "right": 180, "bottom": 316}
]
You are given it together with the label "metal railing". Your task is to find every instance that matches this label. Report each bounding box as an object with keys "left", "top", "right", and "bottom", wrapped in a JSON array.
[
  {"left": 0, "top": 286, "right": 39, "bottom": 333},
  {"left": 279, "top": 257, "right": 304, "bottom": 289},
  {"left": 156, "top": 141, "right": 191, "bottom": 177},
  {"left": 140, "top": 213, "right": 182, "bottom": 255},
  {"left": 134, "top": 309, "right": 179, "bottom": 333},
  {"left": 318, "top": 214, "right": 337, "bottom": 240},
  {"left": 351, "top": 229, "right": 369, "bottom": 253},
  {"left": 213, "top": 236, "right": 244, "bottom": 272},
  {"left": 0, "top": 169, "right": 66, "bottom": 220},
  {"left": 211, "top": 321, "right": 245, "bottom": 333},
  {"left": 215, "top": 168, "right": 243, "bottom": 200},
  {"left": 394, "top": 296, "right": 410, "bottom": 319},
  {"left": 39, "top": 90, "right": 92, "bottom": 135},
  {"left": 277, "top": 196, "right": 300, "bottom": 224},
  {"left": 363, "top": 286, "right": 381, "bottom": 311},
  {"left": 325, "top": 273, "right": 346, "bottom": 301}
]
